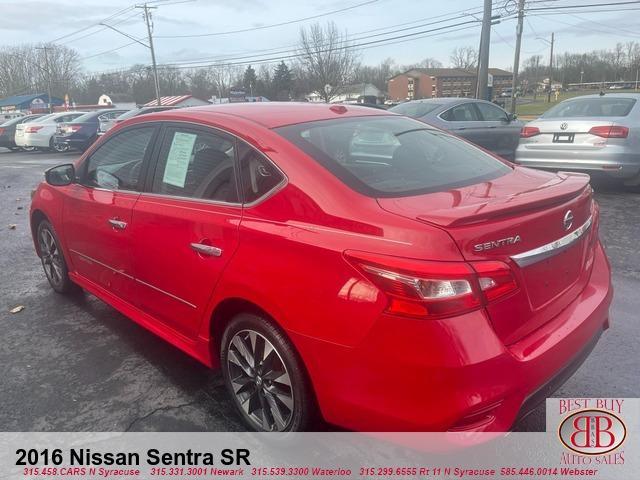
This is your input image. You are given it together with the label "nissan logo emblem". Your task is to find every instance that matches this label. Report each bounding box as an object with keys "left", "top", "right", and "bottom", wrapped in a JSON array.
[
  {"left": 560, "top": 122, "right": 568, "bottom": 130},
  {"left": 563, "top": 210, "right": 574, "bottom": 231}
]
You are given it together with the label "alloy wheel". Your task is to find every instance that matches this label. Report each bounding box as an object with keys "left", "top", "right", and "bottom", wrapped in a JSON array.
[
  {"left": 226, "top": 329, "right": 294, "bottom": 431},
  {"left": 39, "top": 227, "right": 64, "bottom": 288},
  {"left": 53, "top": 142, "right": 68, "bottom": 153}
]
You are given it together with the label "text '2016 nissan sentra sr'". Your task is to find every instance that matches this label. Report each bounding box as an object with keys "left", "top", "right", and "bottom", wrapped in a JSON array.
[{"left": 30, "top": 103, "right": 612, "bottom": 432}]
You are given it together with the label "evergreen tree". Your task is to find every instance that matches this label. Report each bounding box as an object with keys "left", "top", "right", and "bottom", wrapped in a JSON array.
[
  {"left": 272, "top": 61, "right": 292, "bottom": 100},
  {"left": 243, "top": 65, "right": 258, "bottom": 95}
]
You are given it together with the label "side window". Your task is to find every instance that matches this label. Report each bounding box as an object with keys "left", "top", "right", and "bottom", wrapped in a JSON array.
[
  {"left": 83, "top": 127, "right": 155, "bottom": 191},
  {"left": 237, "top": 142, "right": 284, "bottom": 204},
  {"left": 440, "top": 103, "right": 480, "bottom": 122},
  {"left": 475, "top": 102, "right": 509, "bottom": 122},
  {"left": 151, "top": 127, "right": 239, "bottom": 203}
]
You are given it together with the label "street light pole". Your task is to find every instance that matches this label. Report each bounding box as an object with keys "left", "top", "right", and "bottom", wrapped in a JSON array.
[
  {"left": 477, "top": 0, "right": 493, "bottom": 101},
  {"left": 509, "top": 0, "right": 525, "bottom": 113},
  {"left": 137, "top": 3, "right": 161, "bottom": 106},
  {"left": 547, "top": 32, "right": 555, "bottom": 103}
]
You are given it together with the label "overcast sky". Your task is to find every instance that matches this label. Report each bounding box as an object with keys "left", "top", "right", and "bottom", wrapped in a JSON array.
[{"left": 2, "top": 0, "right": 638, "bottom": 74}]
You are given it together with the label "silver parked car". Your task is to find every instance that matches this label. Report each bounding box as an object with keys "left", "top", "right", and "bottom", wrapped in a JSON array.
[
  {"left": 389, "top": 98, "right": 523, "bottom": 160},
  {"left": 515, "top": 93, "right": 640, "bottom": 186}
]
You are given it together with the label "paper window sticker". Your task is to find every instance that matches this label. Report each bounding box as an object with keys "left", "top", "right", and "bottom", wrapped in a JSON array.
[{"left": 162, "top": 132, "right": 197, "bottom": 188}]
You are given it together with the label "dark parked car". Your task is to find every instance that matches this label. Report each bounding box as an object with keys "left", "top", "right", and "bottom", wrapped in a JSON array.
[
  {"left": 390, "top": 98, "right": 523, "bottom": 160},
  {"left": 0, "top": 115, "right": 45, "bottom": 150},
  {"left": 54, "top": 109, "right": 128, "bottom": 152},
  {"left": 97, "top": 106, "right": 180, "bottom": 136}
]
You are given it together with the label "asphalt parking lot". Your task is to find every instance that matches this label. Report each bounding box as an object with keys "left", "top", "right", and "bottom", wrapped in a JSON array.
[{"left": 0, "top": 148, "right": 638, "bottom": 432}]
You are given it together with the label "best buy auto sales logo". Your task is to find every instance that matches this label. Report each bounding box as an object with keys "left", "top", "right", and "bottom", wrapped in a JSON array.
[{"left": 559, "top": 409, "right": 627, "bottom": 455}]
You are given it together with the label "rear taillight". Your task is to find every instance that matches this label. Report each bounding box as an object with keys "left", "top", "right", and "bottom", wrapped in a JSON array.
[
  {"left": 68, "top": 124, "right": 82, "bottom": 132},
  {"left": 588, "top": 125, "right": 628, "bottom": 138},
  {"left": 345, "top": 252, "right": 518, "bottom": 319},
  {"left": 472, "top": 261, "right": 518, "bottom": 302},
  {"left": 25, "top": 126, "right": 43, "bottom": 133},
  {"left": 520, "top": 126, "right": 540, "bottom": 138},
  {"left": 0, "top": 128, "right": 5, "bottom": 135}
]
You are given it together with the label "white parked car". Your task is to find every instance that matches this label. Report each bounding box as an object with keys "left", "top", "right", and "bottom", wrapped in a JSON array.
[{"left": 15, "top": 111, "right": 88, "bottom": 151}]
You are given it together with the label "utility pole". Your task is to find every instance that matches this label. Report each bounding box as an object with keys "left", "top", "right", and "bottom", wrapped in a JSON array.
[
  {"left": 547, "top": 32, "right": 555, "bottom": 103},
  {"left": 477, "top": 0, "right": 493, "bottom": 101},
  {"left": 509, "top": 0, "right": 525, "bottom": 113},
  {"left": 36, "top": 46, "right": 53, "bottom": 113},
  {"left": 137, "top": 3, "right": 161, "bottom": 106}
]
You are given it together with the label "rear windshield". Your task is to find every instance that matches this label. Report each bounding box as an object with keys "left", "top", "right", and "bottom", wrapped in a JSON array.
[
  {"left": 71, "top": 112, "right": 97, "bottom": 123},
  {"left": 543, "top": 97, "right": 636, "bottom": 118},
  {"left": 0, "top": 117, "right": 22, "bottom": 127},
  {"left": 276, "top": 116, "right": 510, "bottom": 197},
  {"left": 389, "top": 102, "right": 442, "bottom": 118},
  {"left": 116, "top": 109, "right": 141, "bottom": 121}
]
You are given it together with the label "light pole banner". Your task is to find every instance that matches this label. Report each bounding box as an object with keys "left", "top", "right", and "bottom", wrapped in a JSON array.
[{"left": 0, "top": 398, "right": 637, "bottom": 480}]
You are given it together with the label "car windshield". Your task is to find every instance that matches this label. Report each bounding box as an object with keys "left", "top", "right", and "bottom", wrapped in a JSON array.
[
  {"left": 389, "top": 102, "right": 443, "bottom": 118},
  {"left": 276, "top": 116, "right": 510, "bottom": 197},
  {"left": 543, "top": 97, "right": 636, "bottom": 118}
]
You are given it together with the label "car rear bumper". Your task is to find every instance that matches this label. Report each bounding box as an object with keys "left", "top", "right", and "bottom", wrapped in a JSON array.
[
  {"left": 293, "top": 241, "right": 612, "bottom": 432},
  {"left": 54, "top": 135, "right": 89, "bottom": 150},
  {"left": 515, "top": 147, "right": 640, "bottom": 179},
  {"left": 20, "top": 133, "right": 51, "bottom": 148}
]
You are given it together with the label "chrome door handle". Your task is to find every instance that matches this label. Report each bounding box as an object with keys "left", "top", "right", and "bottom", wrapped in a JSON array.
[
  {"left": 108, "top": 218, "right": 128, "bottom": 230},
  {"left": 190, "top": 243, "right": 222, "bottom": 257}
]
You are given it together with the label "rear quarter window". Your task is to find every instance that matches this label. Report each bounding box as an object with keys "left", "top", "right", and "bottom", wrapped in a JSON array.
[
  {"left": 276, "top": 116, "right": 510, "bottom": 197},
  {"left": 389, "top": 102, "right": 442, "bottom": 118}
]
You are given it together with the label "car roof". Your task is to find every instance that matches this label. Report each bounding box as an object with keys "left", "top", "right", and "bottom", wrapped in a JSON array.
[
  {"left": 399, "top": 98, "right": 476, "bottom": 106},
  {"left": 562, "top": 93, "right": 640, "bottom": 100},
  {"left": 160, "top": 102, "right": 392, "bottom": 129}
]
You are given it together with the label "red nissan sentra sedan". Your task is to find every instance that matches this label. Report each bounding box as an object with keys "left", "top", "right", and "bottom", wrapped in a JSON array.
[{"left": 30, "top": 103, "right": 612, "bottom": 432}]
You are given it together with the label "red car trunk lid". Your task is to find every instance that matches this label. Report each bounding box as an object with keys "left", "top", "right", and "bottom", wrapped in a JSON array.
[{"left": 378, "top": 167, "right": 597, "bottom": 345}]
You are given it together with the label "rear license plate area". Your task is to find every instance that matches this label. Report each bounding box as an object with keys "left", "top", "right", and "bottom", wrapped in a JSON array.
[
  {"left": 553, "top": 133, "right": 575, "bottom": 143},
  {"left": 522, "top": 240, "right": 584, "bottom": 309}
]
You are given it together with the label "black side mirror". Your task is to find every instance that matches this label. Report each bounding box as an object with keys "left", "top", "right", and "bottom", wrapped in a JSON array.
[
  {"left": 507, "top": 113, "right": 518, "bottom": 122},
  {"left": 45, "top": 164, "right": 75, "bottom": 186}
]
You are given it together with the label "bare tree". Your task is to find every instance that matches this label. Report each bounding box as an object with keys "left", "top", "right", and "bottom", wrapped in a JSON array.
[
  {"left": 416, "top": 57, "right": 443, "bottom": 69},
  {"left": 297, "top": 21, "right": 359, "bottom": 102},
  {"left": 0, "top": 44, "right": 80, "bottom": 98},
  {"left": 353, "top": 58, "right": 397, "bottom": 92},
  {"left": 209, "top": 64, "right": 242, "bottom": 99},
  {"left": 449, "top": 46, "right": 478, "bottom": 69}
]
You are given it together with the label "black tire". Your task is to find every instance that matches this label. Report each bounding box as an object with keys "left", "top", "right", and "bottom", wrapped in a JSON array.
[
  {"left": 220, "top": 313, "right": 315, "bottom": 432},
  {"left": 50, "top": 137, "right": 67, "bottom": 153},
  {"left": 36, "top": 220, "right": 78, "bottom": 294}
]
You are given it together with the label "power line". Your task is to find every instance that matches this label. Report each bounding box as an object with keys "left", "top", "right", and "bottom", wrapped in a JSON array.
[
  {"left": 155, "top": 0, "right": 379, "bottom": 39},
  {"left": 47, "top": 6, "right": 136, "bottom": 43},
  {"left": 83, "top": 5, "right": 496, "bottom": 64},
  {"left": 83, "top": 21, "right": 485, "bottom": 76},
  {"left": 161, "top": 14, "right": 495, "bottom": 67},
  {"left": 526, "top": 0, "right": 640, "bottom": 11},
  {"left": 79, "top": 0, "right": 557, "bottom": 65},
  {"left": 58, "top": 11, "right": 143, "bottom": 46}
]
